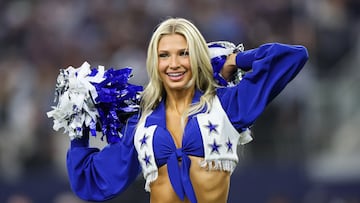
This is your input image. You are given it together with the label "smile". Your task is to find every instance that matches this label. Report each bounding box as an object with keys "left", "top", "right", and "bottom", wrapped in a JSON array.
[
  {"left": 166, "top": 72, "right": 185, "bottom": 77},
  {"left": 166, "top": 71, "right": 187, "bottom": 82}
]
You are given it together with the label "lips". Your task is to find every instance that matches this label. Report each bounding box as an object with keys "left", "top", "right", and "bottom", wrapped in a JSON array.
[
  {"left": 166, "top": 71, "right": 186, "bottom": 81},
  {"left": 167, "top": 72, "right": 184, "bottom": 77}
]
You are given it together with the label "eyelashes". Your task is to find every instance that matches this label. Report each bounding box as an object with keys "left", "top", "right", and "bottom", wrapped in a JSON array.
[
  {"left": 158, "top": 49, "right": 189, "bottom": 58},
  {"left": 180, "top": 50, "right": 189, "bottom": 56}
]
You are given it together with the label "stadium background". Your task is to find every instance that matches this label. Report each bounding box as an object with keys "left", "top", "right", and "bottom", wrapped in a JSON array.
[{"left": 0, "top": 0, "right": 359, "bottom": 202}]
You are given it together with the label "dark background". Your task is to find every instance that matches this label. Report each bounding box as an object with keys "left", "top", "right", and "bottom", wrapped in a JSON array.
[{"left": 0, "top": 0, "right": 359, "bottom": 202}]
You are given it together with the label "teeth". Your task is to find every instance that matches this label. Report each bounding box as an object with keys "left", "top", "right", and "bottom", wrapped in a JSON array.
[{"left": 167, "top": 72, "right": 183, "bottom": 77}]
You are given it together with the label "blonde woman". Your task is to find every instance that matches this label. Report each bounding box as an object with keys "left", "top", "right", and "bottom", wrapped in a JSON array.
[{"left": 67, "top": 17, "right": 308, "bottom": 203}]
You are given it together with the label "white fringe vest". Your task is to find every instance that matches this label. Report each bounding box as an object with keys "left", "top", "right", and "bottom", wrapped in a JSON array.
[{"left": 134, "top": 96, "right": 253, "bottom": 192}]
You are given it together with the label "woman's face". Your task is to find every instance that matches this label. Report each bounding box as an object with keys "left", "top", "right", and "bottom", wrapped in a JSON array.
[{"left": 157, "top": 34, "right": 193, "bottom": 92}]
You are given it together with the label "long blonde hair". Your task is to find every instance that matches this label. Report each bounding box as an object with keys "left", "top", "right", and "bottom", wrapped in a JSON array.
[{"left": 140, "top": 17, "right": 217, "bottom": 122}]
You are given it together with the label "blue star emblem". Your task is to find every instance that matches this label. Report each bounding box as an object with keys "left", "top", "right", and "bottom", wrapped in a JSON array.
[
  {"left": 205, "top": 120, "right": 218, "bottom": 134},
  {"left": 208, "top": 139, "right": 221, "bottom": 154},
  {"left": 139, "top": 133, "right": 148, "bottom": 148},
  {"left": 226, "top": 138, "right": 233, "bottom": 153},
  {"left": 143, "top": 153, "right": 151, "bottom": 167}
]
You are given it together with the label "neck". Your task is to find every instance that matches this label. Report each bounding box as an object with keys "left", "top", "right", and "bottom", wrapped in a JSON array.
[{"left": 165, "top": 88, "right": 195, "bottom": 116}]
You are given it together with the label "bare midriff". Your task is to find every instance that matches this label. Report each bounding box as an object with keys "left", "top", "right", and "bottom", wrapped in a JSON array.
[{"left": 149, "top": 156, "right": 231, "bottom": 203}]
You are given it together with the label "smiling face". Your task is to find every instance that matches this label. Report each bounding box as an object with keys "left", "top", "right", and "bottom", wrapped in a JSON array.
[{"left": 157, "top": 34, "right": 193, "bottom": 93}]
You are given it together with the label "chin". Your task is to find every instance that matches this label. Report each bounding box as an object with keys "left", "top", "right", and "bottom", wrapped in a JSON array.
[{"left": 164, "top": 79, "right": 194, "bottom": 92}]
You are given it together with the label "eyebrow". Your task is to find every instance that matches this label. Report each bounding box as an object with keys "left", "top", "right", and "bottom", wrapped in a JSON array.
[{"left": 158, "top": 48, "right": 188, "bottom": 52}]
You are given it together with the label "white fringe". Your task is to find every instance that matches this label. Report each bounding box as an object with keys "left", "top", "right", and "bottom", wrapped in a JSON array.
[
  {"left": 144, "top": 171, "right": 158, "bottom": 192},
  {"left": 239, "top": 128, "right": 253, "bottom": 145},
  {"left": 199, "top": 160, "right": 237, "bottom": 174}
]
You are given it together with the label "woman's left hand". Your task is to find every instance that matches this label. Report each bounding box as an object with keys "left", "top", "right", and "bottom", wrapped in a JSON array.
[{"left": 220, "top": 53, "right": 237, "bottom": 81}]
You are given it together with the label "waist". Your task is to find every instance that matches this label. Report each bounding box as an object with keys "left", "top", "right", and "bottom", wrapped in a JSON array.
[{"left": 150, "top": 156, "right": 231, "bottom": 203}]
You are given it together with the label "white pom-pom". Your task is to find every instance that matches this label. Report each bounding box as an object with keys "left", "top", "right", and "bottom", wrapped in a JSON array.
[
  {"left": 207, "top": 41, "right": 244, "bottom": 58},
  {"left": 47, "top": 61, "right": 106, "bottom": 140}
]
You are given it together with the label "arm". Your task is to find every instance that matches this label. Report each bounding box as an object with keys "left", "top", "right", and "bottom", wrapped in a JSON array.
[
  {"left": 66, "top": 115, "right": 141, "bottom": 201},
  {"left": 220, "top": 53, "right": 237, "bottom": 82},
  {"left": 217, "top": 43, "right": 309, "bottom": 130}
]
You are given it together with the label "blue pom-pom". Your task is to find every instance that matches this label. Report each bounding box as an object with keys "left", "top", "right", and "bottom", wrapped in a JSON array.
[
  {"left": 93, "top": 67, "right": 143, "bottom": 144},
  {"left": 47, "top": 62, "right": 143, "bottom": 144},
  {"left": 210, "top": 55, "right": 228, "bottom": 86}
]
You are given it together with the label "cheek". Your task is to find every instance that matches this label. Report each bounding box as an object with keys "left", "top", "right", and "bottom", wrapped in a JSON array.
[
  {"left": 183, "top": 60, "right": 192, "bottom": 73},
  {"left": 157, "top": 61, "right": 167, "bottom": 72},
  {"left": 183, "top": 58, "right": 191, "bottom": 69}
]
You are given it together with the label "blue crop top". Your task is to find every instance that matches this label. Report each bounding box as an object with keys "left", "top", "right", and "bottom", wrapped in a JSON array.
[
  {"left": 66, "top": 43, "right": 309, "bottom": 202},
  {"left": 151, "top": 91, "right": 205, "bottom": 167},
  {"left": 134, "top": 90, "right": 207, "bottom": 202}
]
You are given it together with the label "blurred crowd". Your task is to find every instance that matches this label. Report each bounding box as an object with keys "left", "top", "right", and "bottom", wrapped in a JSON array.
[{"left": 0, "top": 0, "right": 359, "bottom": 202}]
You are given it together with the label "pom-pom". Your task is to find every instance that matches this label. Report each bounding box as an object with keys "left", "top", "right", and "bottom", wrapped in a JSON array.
[
  {"left": 207, "top": 41, "right": 245, "bottom": 86},
  {"left": 47, "top": 62, "right": 102, "bottom": 140},
  {"left": 93, "top": 68, "right": 143, "bottom": 143},
  {"left": 47, "top": 61, "right": 143, "bottom": 144}
]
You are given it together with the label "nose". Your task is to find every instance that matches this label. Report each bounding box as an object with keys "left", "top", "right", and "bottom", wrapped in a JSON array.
[{"left": 169, "top": 55, "right": 180, "bottom": 69}]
